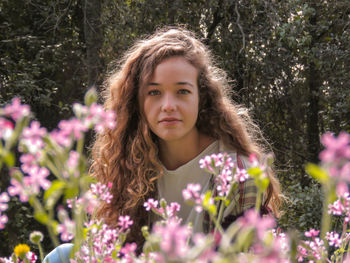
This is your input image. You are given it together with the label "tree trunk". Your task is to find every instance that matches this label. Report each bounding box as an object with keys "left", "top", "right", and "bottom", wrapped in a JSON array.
[
  {"left": 306, "top": 6, "right": 321, "bottom": 164},
  {"left": 83, "top": 0, "right": 103, "bottom": 89}
]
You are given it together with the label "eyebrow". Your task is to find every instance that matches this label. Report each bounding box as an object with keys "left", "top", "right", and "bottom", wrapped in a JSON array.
[{"left": 147, "top": 81, "right": 194, "bottom": 87}]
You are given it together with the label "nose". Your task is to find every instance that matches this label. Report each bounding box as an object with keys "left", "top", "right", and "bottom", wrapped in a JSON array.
[{"left": 161, "top": 93, "right": 177, "bottom": 112}]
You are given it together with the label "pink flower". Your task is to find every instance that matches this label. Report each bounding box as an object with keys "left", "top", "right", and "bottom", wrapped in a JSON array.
[
  {"left": 199, "top": 153, "right": 234, "bottom": 173},
  {"left": 329, "top": 199, "right": 344, "bottom": 215},
  {"left": 57, "top": 208, "right": 75, "bottom": 241},
  {"left": 234, "top": 168, "right": 249, "bottom": 182},
  {"left": 49, "top": 129, "right": 72, "bottom": 147},
  {"left": 86, "top": 103, "right": 116, "bottom": 133},
  {"left": 144, "top": 198, "right": 159, "bottom": 211},
  {"left": 120, "top": 243, "right": 137, "bottom": 263},
  {"left": 297, "top": 245, "right": 308, "bottom": 262},
  {"left": 0, "top": 213, "right": 8, "bottom": 229},
  {"left": 4, "top": 97, "right": 30, "bottom": 121},
  {"left": 26, "top": 251, "right": 38, "bottom": 263},
  {"left": 0, "top": 117, "right": 14, "bottom": 140},
  {"left": 166, "top": 202, "right": 181, "bottom": 217},
  {"left": 90, "top": 182, "right": 113, "bottom": 204},
  {"left": 67, "top": 151, "right": 79, "bottom": 169},
  {"left": 20, "top": 153, "right": 39, "bottom": 174},
  {"left": 237, "top": 209, "right": 276, "bottom": 240},
  {"left": 0, "top": 192, "right": 9, "bottom": 212},
  {"left": 182, "top": 183, "right": 201, "bottom": 201},
  {"left": 153, "top": 218, "right": 191, "bottom": 260},
  {"left": 305, "top": 229, "right": 320, "bottom": 238},
  {"left": 58, "top": 118, "right": 88, "bottom": 140},
  {"left": 23, "top": 166, "right": 51, "bottom": 193},
  {"left": 320, "top": 132, "right": 350, "bottom": 163},
  {"left": 21, "top": 121, "right": 47, "bottom": 152},
  {"left": 182, "top": 184, "right": 204, "bottom": 212},
  {"left": 8, "top": 178, "right": 29, "bottom": 202},
  {"left": 326, "top": 232, "right": 342, "bottom": 247},
  {"left": 118, "top": 215, "right": 133, "bottom": 231}
]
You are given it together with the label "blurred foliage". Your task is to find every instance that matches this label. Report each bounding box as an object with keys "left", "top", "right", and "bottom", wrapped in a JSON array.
[{"left": 0, "top": 0, "right": 349, "bottom": 257}]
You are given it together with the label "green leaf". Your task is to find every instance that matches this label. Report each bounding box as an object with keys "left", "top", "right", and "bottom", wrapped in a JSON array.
[
  {"left": 3, "top": 150, "right": 15, "bottom": 167},
  {"left": 44, "top": 180, "right": 66, "bottom": 201},
  {"left": 247, "top": 167, "right": 263, "bottom": 178},
  {"left": 305, "top": 163, "right": 329, "bottom": 184},
  {"left": 255, "top": 177, "right": 270, "bottom": 192},
  {"left": 84, "top": 88, "right": 98, "bottom": 106},
  {"left": 64, "top": 185, "right": 79, "bottom": 200},
  {"left": 34, "top": 211, "right": 49, "bottom": 224},
  {"left": 44, "top": 180, "right": 66, "bottom": 209},
  {"left": 203, "top": 191, "right": 217, "bottom": 216}
]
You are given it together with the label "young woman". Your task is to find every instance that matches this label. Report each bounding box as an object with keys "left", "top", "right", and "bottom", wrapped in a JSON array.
[{"left": 44, "top": 26, "right": 282, "bottom": 262}]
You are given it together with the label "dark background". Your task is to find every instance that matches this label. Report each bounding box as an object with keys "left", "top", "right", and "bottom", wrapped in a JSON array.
[{"left": 0, "top": 0, "right": 349, "bottom": 257}]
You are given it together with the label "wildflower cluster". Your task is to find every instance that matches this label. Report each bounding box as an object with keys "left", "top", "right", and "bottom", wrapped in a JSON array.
[
  {"left": 1, "top": 93, "right": 350, "bottom": 262},
  {"left": 72, "top": 218, "right": 135, "bottom": 263},
  {"left": 143, "top": 198, "right": 181, "bottom": 219}
]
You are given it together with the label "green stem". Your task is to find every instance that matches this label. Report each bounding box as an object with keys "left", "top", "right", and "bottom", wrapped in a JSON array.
[
  {"left": 76, "top": 135, "right": 84, "bottom": 155},
  {"left": 37, "top": 243, "right": 44, "bottom": 262},
  {"left": 47, "top": 223, "right": 60, "bottom": 247},
  {"left": 255, "top": 190, "right": 262, "bottom": 213},
  {"left": 216, "top": 200, "right": 226, "bottom": 229},
  {"left": 321, "top": 185, "right": 332, "bottom": 253},
  {"left": 211, "top": 212, "right": 224, "bottom": 236},
  {"left": 31, "top": 196, "right": 59, "bottom": 247}
]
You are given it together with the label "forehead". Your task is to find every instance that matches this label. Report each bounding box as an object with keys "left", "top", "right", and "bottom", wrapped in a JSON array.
[{"left": 142, "top": 56, "right": 198, "bottom": 85}]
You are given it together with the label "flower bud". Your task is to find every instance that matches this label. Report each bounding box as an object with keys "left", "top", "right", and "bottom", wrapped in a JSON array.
[{"left": 29, "top": 231, "right": 44, "bottom": 244}]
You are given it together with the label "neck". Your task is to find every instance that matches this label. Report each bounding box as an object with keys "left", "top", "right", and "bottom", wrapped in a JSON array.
[{"left": 159, "top": 132, "right": 215, "bottom": 170}]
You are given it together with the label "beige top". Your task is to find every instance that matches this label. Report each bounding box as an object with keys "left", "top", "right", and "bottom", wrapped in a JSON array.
[{"left": 157, "top": 140, "right": 220, "bottom": 233}]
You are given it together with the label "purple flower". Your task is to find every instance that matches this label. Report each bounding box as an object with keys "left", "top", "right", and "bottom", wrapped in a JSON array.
[
  {"left": 118, "top": 215, "right": 133, "bottom": 231},
  {"left": 0, "top": 192, "right": 9, "bottom": 212},
  {"left": 320, "top": 132, "right": 350, "bottom": 163},
  {"left": 21, "top": 121, "right": 47, "bottom": 153},
  {"left": 4, "top": 97, "right": 30, "bottom": 121}
]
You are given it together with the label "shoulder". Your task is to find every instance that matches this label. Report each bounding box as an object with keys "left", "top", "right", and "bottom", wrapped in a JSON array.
[
  {"left": 218, "top": 140, "right": 251, "bottom": 169},
  {"left": 43, "top": 243, "right": 73, "bottom": 263}
]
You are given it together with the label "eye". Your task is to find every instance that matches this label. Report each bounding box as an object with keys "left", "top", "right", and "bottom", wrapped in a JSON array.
[
  {"left": 148, "top": 89, "right": 161, "bottom": 96},
  {"left": 178, "top": 89, "right": 191, "bottom": 95}
]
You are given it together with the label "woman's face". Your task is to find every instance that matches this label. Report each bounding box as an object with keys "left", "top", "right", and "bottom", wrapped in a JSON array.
[{"left": 139, "top": 56, "right": 200, "bottom": 144}]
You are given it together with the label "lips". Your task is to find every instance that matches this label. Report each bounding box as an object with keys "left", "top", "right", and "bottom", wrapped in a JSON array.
[{"left": 159, "top": 117, "right": 181, "bottom": 124}]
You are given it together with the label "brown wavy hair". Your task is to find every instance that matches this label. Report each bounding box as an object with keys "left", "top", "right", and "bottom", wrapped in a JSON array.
[{"left": 90, "top": 26, "right": 282, "bottom": 247}]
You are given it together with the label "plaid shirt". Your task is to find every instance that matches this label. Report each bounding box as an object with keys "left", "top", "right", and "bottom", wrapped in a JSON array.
[{"left": 203, "top": 153, "right": 258, "bottom": 232}]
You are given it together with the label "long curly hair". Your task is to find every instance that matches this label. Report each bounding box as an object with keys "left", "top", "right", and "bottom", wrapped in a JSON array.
[{"left": 90, "top": 26, "right": 282, "bottom": 246}]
